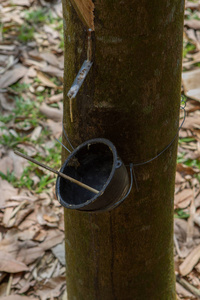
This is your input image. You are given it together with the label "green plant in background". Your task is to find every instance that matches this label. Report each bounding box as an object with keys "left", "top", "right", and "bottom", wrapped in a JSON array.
[
  {"left": 59, "top": 38, "right": 64, "bottom": 50},
  {"left": 17, "top": 167, "right": 34, "bottom": 190},
  {"left": 174, "top": 209, "right": 190, "bottom": 219},
  {"left": 10, "top": 82, "right": 30, "bottom": 93},
  {"left": 17, "top": 146, "right": 61, "bottom": 191},
  {"left": 1, "top": 132, "right": 28, "bottom": 148},
  {"left": 0, "top": 135, "right": 62, "bottom": 189},
  {"left": 0, "top": 114, "right": 14, "bottom": 124},
  {"left": 18, "top": 25, "right": 34, "bottom": 42},
  {"left": 183, "top": 41, "right": 196, "bottom": 58},
  {"left": 178, "top": 137, "right": 196, "bottom": 144},
  {"left": 0, "top": 170, "right": 16, "bottom": 186},
  {"left": 177, "top": 152, "right": 186, "bottom": 164},
  {"left": 191, "top": 13, "right": 200, "bottom": 20},
  {"left": 35, "top": 174, "right": 56, "bottom": 193},
  {"left": 0, "top": 22, "right": 3, "bottom": 39},
  {"left": 185, "top": 8, "right": 200, "bottom": 20},
  {"left": 17, "top": 8, "right": 55, "bottom": 43},
  {"left": 184, "top": 159, "right": 200, "bottom": 168},
  {"left": 29, "top": 140, "right": 62, "bottom": 169},
  {"left": 55, "top": 19, "right": 64, "bottom": 50},
  {"left": 34, "top": 78, "right": 42, "bottom": 84},
  {"left": 24, "top": 8, "right": 49, "bottom": 24},
  {"left": 0, "top": 166, "right": 56, "bottom": 192},
  {"left": 14, "top": 96, "right": 40, "bottom": 126},
  {"left": 50, "top": 76, "right": 61, "bottom": 86},
  {"left": 177, "top": 153, "right": 200, "bottom": 169},
  {"left": 0, "top": 6, "right": 63, "bottom": 192},
  {"left": 45, "top": 141, "right": 62, "bottom": 169}
]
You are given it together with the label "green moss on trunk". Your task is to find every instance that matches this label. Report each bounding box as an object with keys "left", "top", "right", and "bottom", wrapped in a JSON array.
[{"left": 61, "top": 0, "right": 184, "bottom": 299}]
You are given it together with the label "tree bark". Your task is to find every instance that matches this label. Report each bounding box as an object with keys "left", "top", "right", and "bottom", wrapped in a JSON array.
[{"left": 61, "top": 1, "right": 185, "bottom": 299}]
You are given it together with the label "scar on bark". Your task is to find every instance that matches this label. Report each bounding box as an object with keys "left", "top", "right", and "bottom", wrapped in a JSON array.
[{"left": 69, "top": 0, "right": 95, "bottom": 31}]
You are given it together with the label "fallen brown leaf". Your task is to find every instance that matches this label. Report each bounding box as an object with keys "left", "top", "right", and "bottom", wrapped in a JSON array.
[
  {"left": 17, "top": 225, "right": 40, "bottom": 241},
  {"left": 10, "top": 0, "right": 31, "bottom": 6},
  {"left": 186, "top": 29, "right": 200, "bottom": 49},
  {"left": 175, "top": 172, "right": 185, "bottom": 184},
  {"left": 48, "top": 93, "right": 63, "bottom": 103},
  {"left": 0, "top": 155, "right": 13, "bottom": 174},
  {"left": 23, "top": 58, "right": 46, "bottom": 69},
  {"left": 174, "top": 218, "right": 187, "bottom": 242},
  {"left": 43, "top": 213, "right": 59, "bottom": 223},
  {"left": 17, "top": 246, "right": 45, "bottom": 265},
  {"left": 0, "top": 178, "right": 18, "bottom": 207},
  {"left": 18, "top": 279, "right": 36, "bottom": 294},
  {"left": 177, "top": 163, "right": 198, "bottom": 176},
  {"left": 0, "top": 236, "right": 20, "bottom": 258},
  {"left": 39, "top": 103, "right": 62, "bottom": 122},
  {"left": 3, "top": 205, "right": 19, "bottom": 228},
  {"left": 179, "top": 244, "right": 200, "bottom": 276},
  {"left": 0, "top": 93, "right": 16, "bottom": 111},
  {"left": 10, "top": 192, "right": 38, "bottom": 202},
  {"left": 37, "top": 70, "right": 57, "bottom": 88},
  {"left": 176, "top": 282, "right": 195, "bottom": 299},
  {"left": 185, "top": 19, "right": 200, "bottom": 30},
  {"left": 17, "top": 144, "right": 37, "bottom": 157},
  {"left": 186, "top": 194, "right": 196, "bottom": 245},
  {"left": 46, "top": 119, "right": 62, "bottom": 138},
  {"left": 175, "top": 189, "right": 193, "bottom": 209},
  {"left": 0, "top": 282, "right": 8, "bottom": 298},
  {"left": 34, "top": 275, "right": 65, "bottom": 300},
  {"left": 43, "top": 25, "right": 60, "bottom": 39},
  {"left": 33, "top": 229, "right": 47, "bottom": 242},
  {"left": 40, "top": 52, "right": 62, "bottom": 68},
  {"left": 41, "top": 65, "right": 63, "bottom": 79},
  {"left": 182, "top": 114, "right": 200, "bottom": 130},
  {"left": 52, "top": 242, "right": 65, "bottom": 265},
  {"left": 9, "top": 150, "right": 28, "bottom": 178},
  {"left": 36, "top": 205, "right": 59, "bottom": 227},
  {"left": 30, "top": 125, "right": 42, "bottom": 141},
  {"left": 1, "top": 296, "right": 36, "bottom": 300},
  {"left": 18, "top": 211, "right": 37, "bottom": 231},
  {"left": 182, "top": 69, "right": 200, "bottom": 102},
  {"left": 0, "top": 45, "right": 16, "bottom": 51},
  {"left": 40, "top": 229, "right": 64, "bottom": 251},
  {"left": 14, "top": 204, "right": 34, "bottom": 227},
  {"left": 0, "top": 64, "right": 27, "bottom": 88},
  {"left": 182, "top": 52, "right": 200, "bottom": 68},
  {"left": 0, "top": 251, "right": 28, "bottom": 273},
  {"left": 185, "top": 1, "right": 200, "bottom": 10}
]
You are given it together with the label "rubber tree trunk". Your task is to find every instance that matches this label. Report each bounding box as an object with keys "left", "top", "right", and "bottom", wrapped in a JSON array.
[{"left": 61, "top": 1, "right": 184, "bottom": 299}]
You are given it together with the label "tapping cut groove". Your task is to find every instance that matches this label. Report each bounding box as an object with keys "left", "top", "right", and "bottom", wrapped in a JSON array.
[{"left": 69, "top": 0, "right": 95, "bottom": 31}]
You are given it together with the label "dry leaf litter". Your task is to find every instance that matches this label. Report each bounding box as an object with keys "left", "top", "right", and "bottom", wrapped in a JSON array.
[
  {"left": 1, "top": 0, "right": 200, "bottom": 299},
  {"left": 0, "top": 0, "right": 65, "bottom": 299},
  {"left": 174, "top": 1, "right": 200, "bottom": 299}
]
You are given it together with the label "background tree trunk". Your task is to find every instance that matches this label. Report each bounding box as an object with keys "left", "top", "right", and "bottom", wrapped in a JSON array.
[{"left": 61, "top": 1, "right": 185, "bottom": 299}]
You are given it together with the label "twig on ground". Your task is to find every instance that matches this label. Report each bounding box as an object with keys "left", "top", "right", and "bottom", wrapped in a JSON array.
[
  {"left": 174, "top": 234, "right": 185, "bottom": 258},
  {"left": 176, "top": 275, "right": 200, "bottom": 298},
  {"left": 6, "top": 274, "right": 13, "bottom": 296}
]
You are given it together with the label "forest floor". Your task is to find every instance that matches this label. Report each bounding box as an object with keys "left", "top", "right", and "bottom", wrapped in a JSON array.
[{"left": 0, "top": 0, "right": 200, "bottom": 299}]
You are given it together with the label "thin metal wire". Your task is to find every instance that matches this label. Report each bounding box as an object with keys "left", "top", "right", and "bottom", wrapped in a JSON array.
[
  {"left": 55, "top": 138, "right": 71, "bottom": 153},
  {"left": 132, "top": 165, "right": 139, "bottom": 192},
  {"left": 62, "top": 121, "right": 75, "bottom": 150},
  {"left": 130, "top": 103, "right": 186, "bottom": 167},
  {"left": 127, "top": 99, "right": 186, "bottom": 192}
]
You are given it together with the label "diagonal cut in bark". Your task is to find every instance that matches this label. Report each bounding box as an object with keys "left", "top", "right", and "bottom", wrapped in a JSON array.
[{"left": 69, "top": 0, "right": 95, "bottom": 31}]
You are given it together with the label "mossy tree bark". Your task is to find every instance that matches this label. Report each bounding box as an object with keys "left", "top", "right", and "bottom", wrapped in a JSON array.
[{"left": 61, "top": 1, "right": 184, "bottom": 299}]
